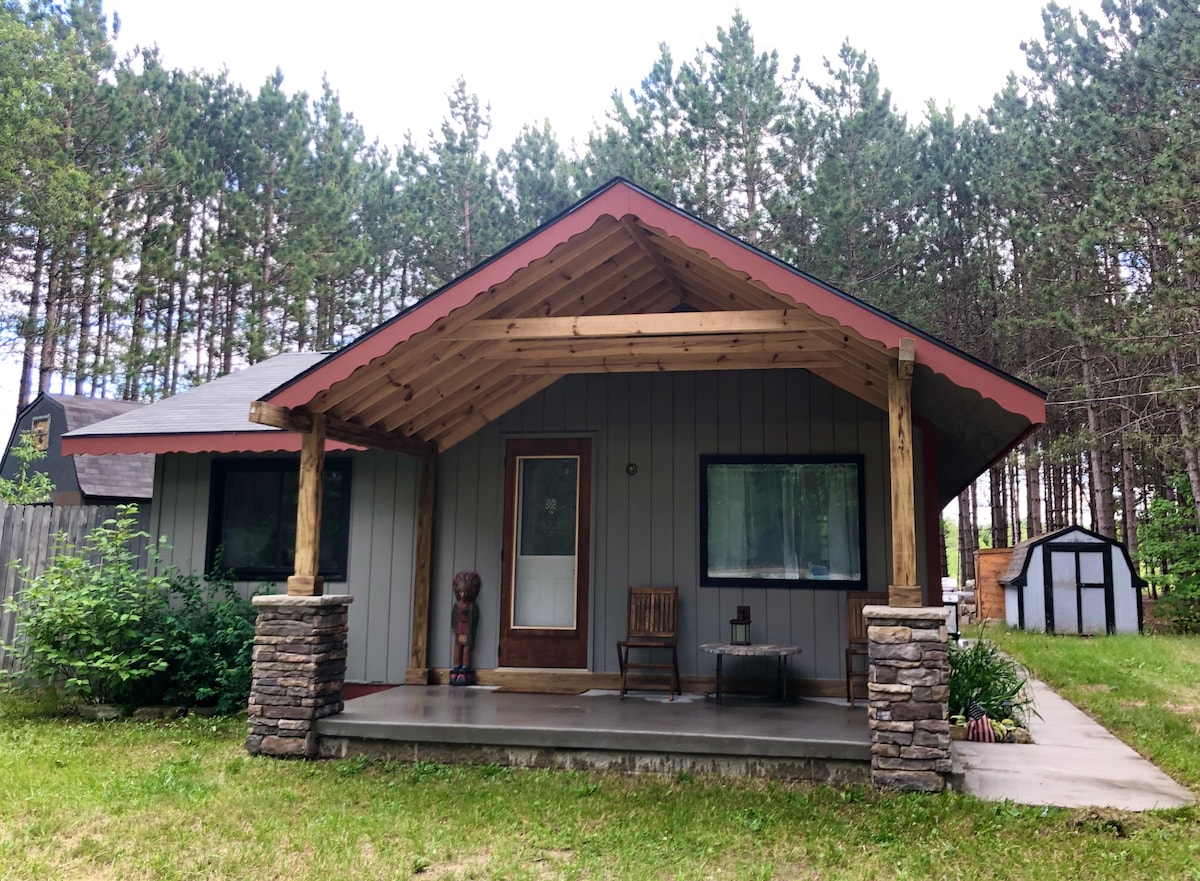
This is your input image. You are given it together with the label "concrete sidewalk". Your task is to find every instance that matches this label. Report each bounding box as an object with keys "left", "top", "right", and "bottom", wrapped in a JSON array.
[{"left": 951, "top": 678, "right": 1195, "bottom": 811}]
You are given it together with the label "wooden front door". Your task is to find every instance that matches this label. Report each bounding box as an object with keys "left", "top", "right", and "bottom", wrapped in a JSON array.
[{"left": 499, "top": 437, "right": 591, "bottom": 668}]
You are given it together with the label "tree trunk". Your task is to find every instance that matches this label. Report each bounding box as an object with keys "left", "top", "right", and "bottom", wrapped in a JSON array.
[
  {"left": 75, "top": 258, "right": 93, "bottom": 393},
  {"left": 38, "top": 254, "right": 62, "bottom": 394},
  {"left": 1168, "top": 348, "right": 1200, "bottom": 527},
  {"left": 1025, "top": 437, "right": 1043, "bottom": 537},
  {"left": 18, "top": 229, "right": 47, "bottom": 410},
  {"left": 990, "top": 464, "right": 1008, "bottom": 548},
  {"left": 1120, "top": 433, "right": 1139, "bottom": 557},
  {"left": 1009, "top": 457, "right": 1021, "bottom": 544}
]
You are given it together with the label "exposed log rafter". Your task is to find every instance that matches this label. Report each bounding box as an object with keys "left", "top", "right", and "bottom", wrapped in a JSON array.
[{"left": 249, "top": 400, "right": 434, "bottom": 458}]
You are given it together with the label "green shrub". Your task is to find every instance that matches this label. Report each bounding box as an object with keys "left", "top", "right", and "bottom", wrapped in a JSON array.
[
  {"left": 948, "top": 637, "right": 1033, "bottom": 725},
  {"left": 4, "top": 508, "right": 259, "bottom": 714},
  {"left": 3, "top": 506, "right": 170, "bottom": 704},
  {"left": 152, "top": 570, "right": 259, "bottom": 714},
  {"left": 0, "top": 431, "right": 54, "bottom": 504},
  {"left": 1137, "top": 474, "right": 1200, "bottom": 632},
  {"left": 1153, "top": 584, "right": 1200, "bottom": 634}
]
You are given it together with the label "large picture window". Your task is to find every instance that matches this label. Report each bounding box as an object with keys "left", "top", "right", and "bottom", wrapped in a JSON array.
[
  {"left": 206, "top": 457, "right": 353, "bottom": 582},
  {"left": 700, "top": 455, "right": 865, "bottom": 588}
]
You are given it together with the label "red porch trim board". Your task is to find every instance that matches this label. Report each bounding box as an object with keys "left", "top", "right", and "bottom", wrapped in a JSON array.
[{"left": 62, "top": 432, "right": 358, "bottom": 457}]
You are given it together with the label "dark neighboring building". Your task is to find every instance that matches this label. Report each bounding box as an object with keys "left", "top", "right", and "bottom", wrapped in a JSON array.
[{"left": 1, "top": 393, "right": 154, "bottom": 506}]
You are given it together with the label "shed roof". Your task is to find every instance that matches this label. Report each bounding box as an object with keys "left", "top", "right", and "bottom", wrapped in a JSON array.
[
  {"left": 1000, "top": 526, "right": 1147, "bottom": 588},
  {"left": 62, "top": 179, "right": 1045, "bottom": 502},
  {"left": 52, "top": 394, "right": 147, "bottom": 431}
]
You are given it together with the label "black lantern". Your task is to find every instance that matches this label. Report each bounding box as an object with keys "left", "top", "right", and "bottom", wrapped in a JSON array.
[{"left": 730, "top": 605, "right": 752, "bottom": 645}]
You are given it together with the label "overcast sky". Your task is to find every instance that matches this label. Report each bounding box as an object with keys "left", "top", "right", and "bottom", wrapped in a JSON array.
[{"left": 2, "top": 0, "right": 1106, "bottom": 442}]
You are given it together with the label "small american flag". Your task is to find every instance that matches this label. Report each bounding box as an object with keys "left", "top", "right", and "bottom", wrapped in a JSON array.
[{"left": 965, "top": 701, "right": 997, "bottom": 743}]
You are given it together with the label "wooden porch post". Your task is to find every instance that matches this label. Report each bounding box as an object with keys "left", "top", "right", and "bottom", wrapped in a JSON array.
[
  {"left": 286, "top": 413, "right": 326, "bottom": 597},
  {"left": 888, "top": 338, "right": 922, "bottom": 607},
  {"left": 406, "top": 452, "right": 437, "bottom": 684}
]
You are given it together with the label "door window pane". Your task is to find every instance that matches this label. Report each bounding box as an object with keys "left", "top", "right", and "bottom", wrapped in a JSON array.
[
  {"left": 518, "top": 457, "right": 578, "bottom": 556},
  {"left": 1078, "top": 551, "right": 1105, "bottom": 585},
  {"left": 513, "top": 456, "right": 578, "bottom": 628}
]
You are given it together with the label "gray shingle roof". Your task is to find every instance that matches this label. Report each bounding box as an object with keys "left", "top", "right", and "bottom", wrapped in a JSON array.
[
  {"left": 74, "top": 453, "right": 154, "bottom": 499},
  {"left": 51, "top": 395, "right": 147, "bottom": 432},
  {"left": 65, "top": 353, "right": 330, "bottom": 439}
]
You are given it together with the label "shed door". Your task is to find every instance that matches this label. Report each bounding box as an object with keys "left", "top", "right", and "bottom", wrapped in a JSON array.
[
  {"left": 1048, "top": 551, "right": 1079, "bottom": 634},
  {"left": 1046, "top": 546, "right": 1113, "bottom": 634},
  {"left": 1078, "top": 551, "right": 1110, "bottom": 634},
  {"left": 499, "top": 438, "right": 591, "bottom": 668}
]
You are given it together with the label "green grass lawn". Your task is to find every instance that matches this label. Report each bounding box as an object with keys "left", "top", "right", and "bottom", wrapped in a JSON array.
[
  {"left": 2, "top": 631, "right": 1200, "bottom": 881},
  {"left": 991, "top": 629, "right": 1200, "bottom": 792}
]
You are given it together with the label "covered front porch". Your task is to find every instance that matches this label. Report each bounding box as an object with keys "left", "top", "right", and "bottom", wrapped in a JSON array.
[
  {"left": 317, "top": 686, "right": 871, "bottom": 783},
  {"left": 231, "top": 180, "right": 1045, "bottom": 790}
]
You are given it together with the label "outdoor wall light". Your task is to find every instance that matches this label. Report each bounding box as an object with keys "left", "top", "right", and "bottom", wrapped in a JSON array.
[{"left": 730, "top": 605, "right": 751, "bottom": 645}]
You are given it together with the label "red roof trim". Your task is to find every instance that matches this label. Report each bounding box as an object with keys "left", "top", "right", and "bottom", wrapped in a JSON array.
[
  {"left": 266, "top": 182, "right": 1044, "bottom": 425},
  {"left": 61, "top": 433, "right": 357, "bottom": 456}
]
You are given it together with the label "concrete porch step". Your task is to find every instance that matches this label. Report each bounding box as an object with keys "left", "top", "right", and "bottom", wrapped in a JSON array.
[{"left": 315, "top": 686, "right": 872, "bottom": 781}]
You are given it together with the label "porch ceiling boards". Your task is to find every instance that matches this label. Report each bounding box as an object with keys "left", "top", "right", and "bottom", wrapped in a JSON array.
[{"left": 262, "top": 214, "right": 896, "bottom": 454}]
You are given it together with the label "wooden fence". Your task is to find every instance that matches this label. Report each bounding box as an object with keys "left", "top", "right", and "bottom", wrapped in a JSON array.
[{"left": 0, "top": 503, "right": 152, "bottom": 674}]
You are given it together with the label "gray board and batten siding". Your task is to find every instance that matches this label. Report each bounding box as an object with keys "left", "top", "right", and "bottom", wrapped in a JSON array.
[
  {"left": 151, "top": 368, "right": 927, "bottom": 687},
  {"left": 431, "top": 369, "right": 928, "bottom": 685},
  {"left": 150, "top": 449, "right": 420, "bottom": 686}
]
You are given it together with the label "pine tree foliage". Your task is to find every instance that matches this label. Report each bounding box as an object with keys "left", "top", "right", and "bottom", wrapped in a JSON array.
[{"left": 3, "top": 3, "right": 1200, "bottom": 567}]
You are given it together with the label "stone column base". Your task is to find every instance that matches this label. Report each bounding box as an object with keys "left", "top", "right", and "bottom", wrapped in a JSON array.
[
  {"left": 245, "top": 594, "right": 353, "bottom": 758},
  {"left": 864, "top": 605, "right": 950, "bottom": 793}
]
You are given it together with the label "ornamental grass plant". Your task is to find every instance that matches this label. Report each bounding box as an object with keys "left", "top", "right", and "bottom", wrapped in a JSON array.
[{"left": 948, "top": 635, "right": 1033, "bottom": 725}]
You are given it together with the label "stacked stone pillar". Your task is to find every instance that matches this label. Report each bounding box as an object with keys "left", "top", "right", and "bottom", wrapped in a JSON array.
[
  {"left": 864, "top": 605, "right": 951, "bottom": 792},
  {"left": 245, "top": 594, "right": 352, "bottom": 758}
]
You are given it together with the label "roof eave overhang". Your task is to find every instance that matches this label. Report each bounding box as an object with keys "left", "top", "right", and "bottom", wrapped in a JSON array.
[{"left": 61, "top": 432, "right": 359, "bottom": 456}]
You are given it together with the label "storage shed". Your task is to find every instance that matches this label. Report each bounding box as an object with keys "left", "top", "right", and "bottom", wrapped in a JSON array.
[{"left": 1000, "top": 527, "right": 1145, "bottom": 635}]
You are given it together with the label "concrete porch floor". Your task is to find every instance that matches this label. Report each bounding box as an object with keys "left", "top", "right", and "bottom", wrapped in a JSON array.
[{"left": 316, "top": 686, "right": 872, "bottom": 781}]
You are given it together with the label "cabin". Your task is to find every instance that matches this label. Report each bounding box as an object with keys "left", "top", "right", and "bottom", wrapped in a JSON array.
[
  {"left": 2, "top": 393, "right": 153, "bottom": 507},
  {"left": 64, "top": 180, "right": 1046, "bottom": 786}
]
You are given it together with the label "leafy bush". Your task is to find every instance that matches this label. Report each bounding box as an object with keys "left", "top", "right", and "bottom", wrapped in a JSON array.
[
  {"left": 153, "top": 570, "right": 258, "bottom": 714},
  {"left": 3, "top": 506, "right": 171, "bottom": 704},
  {"left": 0, "top": 431, "right": 54, "bottom": 505},
  {"left": 1153, "top": 587, "right": 1200, "bottom": 635},
  {"left": 4, "top": 508, "right": 259, "bottom": 713},
  {"left": 1138, "top": 474, "right": 1200, "bottom": 633},
  {"left": 949, "top": 637, "right": 1033, "bottom": 725}
]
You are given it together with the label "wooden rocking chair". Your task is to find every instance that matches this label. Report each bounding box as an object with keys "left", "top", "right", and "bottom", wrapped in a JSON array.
[
  {"left": 845, "top": 590, "right": 888, "bottom": 707},
  {"left": 617, "top": 587, "right": 681, "bottom": 700}
]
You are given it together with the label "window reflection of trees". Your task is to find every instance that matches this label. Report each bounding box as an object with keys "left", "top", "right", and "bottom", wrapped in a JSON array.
[{"left": 705, "top": 459, "right": 861, "bottom": 584}]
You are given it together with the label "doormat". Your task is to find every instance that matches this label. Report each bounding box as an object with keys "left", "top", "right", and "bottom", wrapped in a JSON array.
[{"left": 494, "top": 685, "right": 589, "bottom": 695}]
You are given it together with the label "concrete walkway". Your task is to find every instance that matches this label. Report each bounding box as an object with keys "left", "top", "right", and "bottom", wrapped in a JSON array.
[{"left": 952, "top": 678, "right": 1195, "bottom": 811}]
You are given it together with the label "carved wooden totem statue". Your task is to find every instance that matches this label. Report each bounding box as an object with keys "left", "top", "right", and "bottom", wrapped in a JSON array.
[{"left": 449, "top": 571, "right": 482, "bottom": 686}]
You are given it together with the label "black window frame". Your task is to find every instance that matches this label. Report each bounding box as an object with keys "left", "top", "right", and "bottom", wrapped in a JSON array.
[
  {"left": 206, "top": 456, "right": 353, "bottom": 582},
  {"left": 699, "top": 453, "right": 868, "bottom": 589}
]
